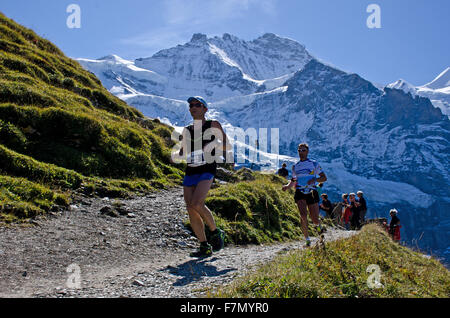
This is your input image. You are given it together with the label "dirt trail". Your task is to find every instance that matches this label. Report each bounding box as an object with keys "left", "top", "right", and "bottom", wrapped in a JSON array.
[{"left": 0, "top": 187, "right": 356, "bottom": 298}]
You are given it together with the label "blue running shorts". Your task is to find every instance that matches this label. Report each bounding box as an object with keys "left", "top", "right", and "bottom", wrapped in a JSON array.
[{"left": 183, "top": 173, "right": 215, "bottom": 187}]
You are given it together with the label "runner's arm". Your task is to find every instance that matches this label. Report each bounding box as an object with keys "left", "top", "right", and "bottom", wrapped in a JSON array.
[
  {"left": 282, "top": 167, "right": 297, "bottom": 191},
  {"left": 307, "top": 172, "right": 327, "bottom": 185}
]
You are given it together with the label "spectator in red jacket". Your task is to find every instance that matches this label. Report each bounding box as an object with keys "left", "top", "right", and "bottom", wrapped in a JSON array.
[
  {"left": 389, "top": 209, "right": 401, "bottom": 242},
  {"left": 341, "top": 193, "right": 351, "bottom": 230}
]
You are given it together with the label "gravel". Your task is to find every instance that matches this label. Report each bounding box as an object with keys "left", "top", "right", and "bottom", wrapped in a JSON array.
[{"left": 0, "top": 187, "right": 356, "bottom": 298}]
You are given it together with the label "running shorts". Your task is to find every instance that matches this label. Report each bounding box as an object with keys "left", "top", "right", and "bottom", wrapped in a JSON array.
[
  {"left": 294, "top": 189, "right": 320, "bottom": 205},
  {"left": 182, "top": 173, "right": 215, "bottom": 187}
]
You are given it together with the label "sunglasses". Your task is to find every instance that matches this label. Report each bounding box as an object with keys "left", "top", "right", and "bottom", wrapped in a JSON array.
[
  {"left": 189, "top": 103, "right": 204, "bottom": 108},
  {"left": 298, "top": 148, "right": 308, "bottom": 152}
]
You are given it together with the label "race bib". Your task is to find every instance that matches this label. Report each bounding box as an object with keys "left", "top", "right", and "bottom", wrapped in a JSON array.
[
  {"left": 188, "top": 149, "right": 206, "bottom": 167},
  {"left": 296, "top": 175, "right": 315, "bottom": 187}
]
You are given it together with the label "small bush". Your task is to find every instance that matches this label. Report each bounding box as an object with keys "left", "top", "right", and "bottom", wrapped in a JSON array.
[{"left": 62, "top": 77, "right": 75, "bottom": 89}]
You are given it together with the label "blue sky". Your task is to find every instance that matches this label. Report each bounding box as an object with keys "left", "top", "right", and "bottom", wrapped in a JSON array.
[{"left": 1, "top": 0, "right": 449, "bottom": 86}]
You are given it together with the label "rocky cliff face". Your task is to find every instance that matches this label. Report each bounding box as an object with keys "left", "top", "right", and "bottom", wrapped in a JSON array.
[{"left": 387, "top": 68, "right": 450, "bottom": 118}]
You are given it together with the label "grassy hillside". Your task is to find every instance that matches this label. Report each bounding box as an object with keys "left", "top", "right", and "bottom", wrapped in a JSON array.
[
  {"left": 0, "top": 12, "right": 184, "bottom": 221},
  {"left": 214, "top": 224, "right": 450, "bottom": 298}
]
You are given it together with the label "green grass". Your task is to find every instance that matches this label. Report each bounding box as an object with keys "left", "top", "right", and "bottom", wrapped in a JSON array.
[
  {"left": 0, "top": 11, "right": 184, "bottom": 221},
  {"left": 0, "top": 175, "right": 69, "bottom": 221},
  {"left": 213, "top": 224, "right": 450, "bottom": 298}
]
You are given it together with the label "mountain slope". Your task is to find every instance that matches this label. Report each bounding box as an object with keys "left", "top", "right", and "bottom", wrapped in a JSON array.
[
  {"left": 225, "top": 59, "right": 448, "bottom": 196},
  {"left": 213, "top": 59, "right": 450, "bottom": 263},
  {"left": 0, "top": 12, "right": 183, "bottom": 220},
  {"left": 77, "top": 32, "right": 450, "bottom": 265}
]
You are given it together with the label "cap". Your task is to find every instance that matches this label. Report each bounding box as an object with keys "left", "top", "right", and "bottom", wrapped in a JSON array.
[
  {"left": 390, "top": 209, "right": 398, "bottom": 214},
  {"left": 187, "top": 96, "right": 208, "bottom": 108},
  {"left": 357, "top": 191, "right": 364, "bottom": 195}
]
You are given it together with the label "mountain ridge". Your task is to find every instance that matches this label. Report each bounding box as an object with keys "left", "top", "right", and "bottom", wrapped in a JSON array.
[{"left": 388, "top": 68, "right": 450, "bottom": 118}]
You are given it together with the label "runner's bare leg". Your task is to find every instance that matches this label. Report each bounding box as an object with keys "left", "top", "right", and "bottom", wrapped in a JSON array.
[
  {"left": 191, "top": 179, "right": 217, "bottom": 231},
  {"left": 184, "top": 179, "right": 216, "bottom": 242},
  {"left": 296, "top": 200, "right": 309, "bottom": 238},
  {"left": 308, "top": 203, "right": 321, "bottom": 226}
]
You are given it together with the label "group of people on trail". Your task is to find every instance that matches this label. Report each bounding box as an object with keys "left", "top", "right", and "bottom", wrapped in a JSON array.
[
  {"left": 278, "top": 160, "right": 368, "bottom": 232},
  {"left": 335, "top": 191, "right": 368, "bottom": 231},
  {"left": 318, "top": 190, "right": 401, "bottom": 241},
  {"left": 176, "top": 96, "right": 401, "bottom": 258}
]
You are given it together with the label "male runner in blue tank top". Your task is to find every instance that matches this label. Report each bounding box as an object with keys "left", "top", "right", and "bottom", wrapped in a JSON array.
[
  {"left": 178, "top": 96, "right": 229, "bottom": 257},
  {"left": 282, "top": 143, "right": 327, "bottom": 246}
]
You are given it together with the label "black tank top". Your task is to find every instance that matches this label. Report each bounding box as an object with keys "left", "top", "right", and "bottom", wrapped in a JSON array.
[{"left": 185, "top": 120, "right": 217, "bottom": 176}]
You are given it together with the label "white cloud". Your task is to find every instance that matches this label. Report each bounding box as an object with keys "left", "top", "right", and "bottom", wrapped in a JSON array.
[
  {"left": 120, "top": 26, "right": 190, "bottom": 55},
  {"left": 163, "top": 0, "right": 277, "bottom": 25},
  {"left": 119, "top": 0, "right": 278, "bottom": 55}
]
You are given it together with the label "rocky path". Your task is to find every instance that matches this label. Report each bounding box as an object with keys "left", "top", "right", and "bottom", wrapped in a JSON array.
[{"left": 0, "top": 187, "right": 356, "bottom": 298}]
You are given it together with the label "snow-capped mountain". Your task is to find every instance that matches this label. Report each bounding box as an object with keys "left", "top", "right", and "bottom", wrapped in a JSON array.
[
  {"left": 136, "top": 33, "right": 313, "bottom": 82},
  {"left": 78, "top": 33, "right": 312, "bottom": 103},
  {"left": 387, "top": 68, "right": 450, "bottom": 118},
  {"left": 423, "top": 67, "right": 450, "bottom": 90},
  {"left": 77, "top": 33, "right": 450, "bottom": 265}
]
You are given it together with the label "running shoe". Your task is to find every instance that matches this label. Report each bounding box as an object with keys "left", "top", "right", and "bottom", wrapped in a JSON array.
[
  {"left": 209, "top": 228, "right": 225, "bottom": 252},
  {"left": 190, "top": 242, "right": 213, "bottom": 258},
  {"left": 305, "top": 239, "right": 311, "bottom": 247}
]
